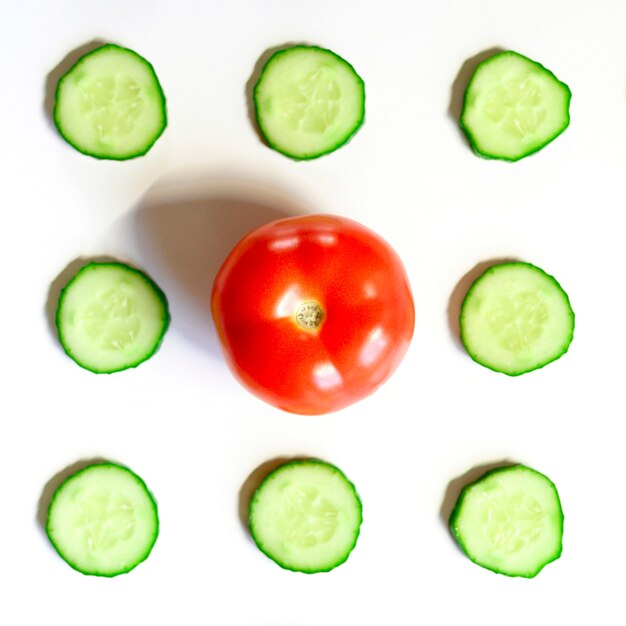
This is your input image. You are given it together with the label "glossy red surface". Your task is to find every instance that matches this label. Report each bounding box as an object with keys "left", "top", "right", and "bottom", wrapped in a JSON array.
[{"left": 212, "top": 215, "right": 415, "bottom": 415}]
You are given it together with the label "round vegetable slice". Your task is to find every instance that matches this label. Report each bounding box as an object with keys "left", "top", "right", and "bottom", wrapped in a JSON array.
[
  {"left": 249, "top": 459, "right": 363, "bottom": 573},
  {"left": 450, "top": 465, "right": 563, "bottom": 578},
  {"left": 54, "top": 43, "right": 167, "bottom": 159},
  {"left": 253, "top": 45, "right": 365, "bottom": 159},
  {"left": 460, "top": 50, "right": 571, "bottom": 161},
  {"left": 46, "top": 463, "right": 159, "bottom": 577},
  {"left": 460, "top": 262, "right": 574, "bottom": 375},
  {"left": 56, "top": 261, "right": 170, "bottom": 373}
]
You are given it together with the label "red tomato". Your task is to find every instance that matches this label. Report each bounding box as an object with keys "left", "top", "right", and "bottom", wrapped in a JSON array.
[{"left": 211, "top": 215, "right": 415, "bottom": 415}]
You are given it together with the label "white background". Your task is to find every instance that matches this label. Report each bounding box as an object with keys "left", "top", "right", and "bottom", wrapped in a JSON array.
[{"left": 1, "top": 1, "right": 624, "bottom": 624}]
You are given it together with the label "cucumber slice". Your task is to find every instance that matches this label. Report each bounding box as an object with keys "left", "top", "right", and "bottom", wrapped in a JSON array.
[
  {"left": 460, "top": 262, "right": 574, "bottom": 375},
  {"left": 460, "top": 51, "right": 571, "bottom": 161},
  {"left": 54, "top": 44, "right": 167, "bottom": 159},
  {"left": 253, "top": 45, "right": 365, "bottom": 159},
  {"left": 249, "top": 459, "right": 362, "bottom": 573},
  {"left": 56, "top": 262, "right": 170, "bottom": 373},
  {"left": 450, "top": 465, "right": 563, "bottom": 578},
  {"left": 46, "top": 463, "right": 159, "bottom": 577}
]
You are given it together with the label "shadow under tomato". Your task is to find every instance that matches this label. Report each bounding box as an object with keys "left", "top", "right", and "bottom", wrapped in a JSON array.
[
  {"left": 238, "top": 456, "right": 313, "bottom": 540},
  {"left": 43, "top": 39, "right": 108, "bottom": 131},
  {"left": 447, "top": 257, "right": 518, "bottom": 353},
  {"left": 36, "top": 457, "right": 111, "bottom": 537},
  {"left": 439, "top": 459, "right": 517, "bottom": 545},
  {"left": 133, "top": 182, "right": 305, "bottom": 356}
]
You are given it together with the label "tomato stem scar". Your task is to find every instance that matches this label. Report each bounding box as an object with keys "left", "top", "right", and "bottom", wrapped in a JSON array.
[{"left": 295, "top": 301, "right": 324, "bottom": 330}]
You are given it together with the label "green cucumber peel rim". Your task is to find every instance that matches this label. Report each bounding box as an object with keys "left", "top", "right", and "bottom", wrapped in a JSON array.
[
  {"left": 253, "top": 45, "right": 365, "bottom": 160},
  {"left": 449, "top": 464, "right": 564, "bottom": 578},
  {"left": 46, "top": 462, "right": 159, "bottom": 577},
  {"left": 460, "top": 50, "right": 571, "bottom": 161},
  {"left": 249, "top": 459, "right": 363, "bottom": 573},
  {"left": 53, "top": 43, "right": 167, "bottom": 160},
  {"left": 460, "top": 261, "right": 575, "bottom": 376},
  {"left": 55, "top": 261, "right": 170, "bottom": 374}
]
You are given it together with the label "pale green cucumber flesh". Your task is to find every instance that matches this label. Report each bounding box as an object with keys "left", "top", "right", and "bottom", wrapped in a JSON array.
[
  {"left": 460, "top": 262, "right": 574, "bottom": 375},
  {"left": 249, "top": 459, "right": 362, "bottom": 573},
  {"left": 450, "top": 465, "right": 563, "bottom": 578},
  {"left": 460, "top": 51, "right": 571, "bottom": 161},
  {"left": 46, "top": 463, "right": 159, "bottom": 577},
  {"left": 56, "top": 262, "right": 170, "bottom": 373},
  {"left": 253, "top": 45, "right": 365, "bottom": 159},
  {"left": 54, "top": 44, "right": 167, "bottom": 159}
]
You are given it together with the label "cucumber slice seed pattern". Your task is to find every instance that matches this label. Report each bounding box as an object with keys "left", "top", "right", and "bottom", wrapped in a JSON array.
[
  {"left": 249, "top": 459, "right": 362, "bottom": 573},
  {"left": 46, "top": 463, "right": 159, "bottom": 577},
  {"left": 54, "top": 44, "right": 167, "bottom": 159},
  {"left": 80, "top": 75, "right": 144, "bottom": 144},
  {"left": 80, "top": 284, "right": 142, "bottom": 351},
  {"left": 486, "top": 291, "right": 549, "bottom": 352},
  {"left": 278, "top": 483, "right": 339, "bottom": 547},
  {"left": 460, "top": 51, "right": 571, "bottom": 161},
  {"left": 56, "top": 262, "right": 170, "bottom": 373},
  {"left": 460, "top": 262, "right": 574, "bottom": 375},
  {"left": 254, "top": 46, "right": 365, "bottom": 159},
  {"left": 277, "top": 68, "right": 341, "bottom": 134},
  {"left": 450, "top": 465, "right": 563, "bottom": 578}
]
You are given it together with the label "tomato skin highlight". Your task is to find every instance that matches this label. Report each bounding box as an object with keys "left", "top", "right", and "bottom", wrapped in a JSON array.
[{"left": 211, "top": 215, "right": 415, "bottom": 415}]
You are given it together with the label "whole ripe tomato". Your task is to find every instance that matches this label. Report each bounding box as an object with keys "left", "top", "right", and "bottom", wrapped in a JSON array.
[{"left": 211, "top": 215, "right": 415, "bottom": 415}]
